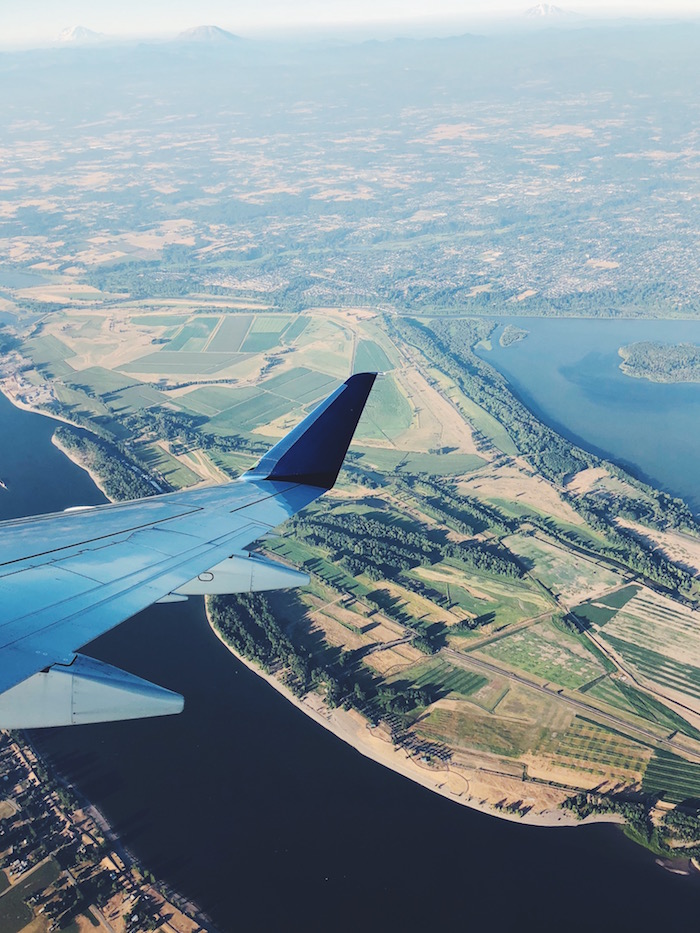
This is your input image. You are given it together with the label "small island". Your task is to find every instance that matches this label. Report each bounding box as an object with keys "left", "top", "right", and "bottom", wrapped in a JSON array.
[
  {"left": 499, "top": 324, "right": 529, "bottom": 347},
  {"left": 619, "top": 341, "right": 700, "bottom": 383}
]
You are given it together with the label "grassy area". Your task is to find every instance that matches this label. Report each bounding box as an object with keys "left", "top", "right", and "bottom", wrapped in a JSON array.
[
  {"left": 0, "top": 858, "right": 60, "bottom": 933},
  {"left": 572, "top": 602, "right": 618, "bottom": 628},
  {"left": 64, "top": 366, "right": 135, "bottom": 394},
  {"left": 478, "top": 619, "right": 606, "bottom": 689},
  {"left": 104, "top": 384, "right": 169, "bottom": 413},
  {"left": 504, "top": 533, "right": 620, "bottom": 597},
  {"left": 643, "top": 750, "right": 700, "bottom": 803},
  {"left": 417, "top": 704, "right": 543, "bottom": 758},
  {"left": 54, "top": 384, "right": 111, "bottom": 418},
  {"left": 429, "top": 367, "right": 517, "bottom": 455}
]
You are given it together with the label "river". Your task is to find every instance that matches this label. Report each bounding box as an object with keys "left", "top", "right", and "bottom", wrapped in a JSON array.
[
  {"left": 479, "top": 317, "right": 700, "bottom": 512},
  {"left": 1, "top": 389, "right": 699, "bottom": 930}
]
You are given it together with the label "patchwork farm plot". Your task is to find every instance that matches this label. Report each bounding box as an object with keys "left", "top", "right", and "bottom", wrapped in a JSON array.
[
  {"left": 575, "top": 588, "right": 700, "bottom": 711},
  {"left": 476, "top": 619, "right": 607, "bottom": 689},
  {"left": 536, "top": 716, "right": 651, "bottom": 784},
  {"left": 642, "top": 750, "right": 700, "bottom": 803}
]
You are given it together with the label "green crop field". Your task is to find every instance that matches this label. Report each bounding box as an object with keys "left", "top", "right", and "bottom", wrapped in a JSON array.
[
  {"left": 132, "top": 313, "right": 188, "bottom": 327},
  {"left": 597, "top": 584, "right": 641, "bottom": 610},
  {"left": 239, "top": 332, "right": 281, "bottom": 353},
  {"left": 601, "top": 634, "right": 700, "bottom": 701},
  {"left": 168, "top": 316, "right": 220, "bottom": 352},
  {"left": 572, "top": 602, "right": 618, "bottom": 628},
  {"left": 355, "top": 339, "right": 393, "bottom": 373},
  {"left": 54, "top": 384, "right": 111, "bottom": 417},
  {"left": 205, "top": 393, "right": 295, "bottom": 433},
  {"left": 261, "top": 367, "right": 337, "bottom": 403},
  {"left": 356, "top": 374, "right": 413, "bottom": 441},
  {"left": 23, "top": 334, "right": 75, "bottom": 365},
  {"left": 392, "top": 659, "right": 488, "bottom": 698},
  {"left": 479, "top": 620, "right": 605, "bottom": 689},
  {"left": 250, "top": 314, "right": 294, "bottom": 333},
  {"left": 284, "top": 315, "right": 310, "bottom": 342},
  {"left": 105, "top": 384, "right": 169, "bottom": 413},
  {"left": 137, "top": 443, "right": 200, "bottom": 487},
  {"left": 122, "top": 351, "right": 243, "bottom": 375},
  {"left": 603, "top": 597, "right": 700, "bottom": 671},
  {"left": 64, "top": 365, "right": 135, "bottom": 395},
  {"left": 178, "top": 384, "right": 258, "bottom": 416},
  {"left": 643, "top": 751, "right": 700, "bottom": 803},
  {"left": 205, "top": 314, "right": 253, "bottom": 352}
]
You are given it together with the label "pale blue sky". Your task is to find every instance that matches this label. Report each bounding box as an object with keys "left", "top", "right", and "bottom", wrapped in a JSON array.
[{"left": 4, "top": 0, "right": 700, "bottom": 45}]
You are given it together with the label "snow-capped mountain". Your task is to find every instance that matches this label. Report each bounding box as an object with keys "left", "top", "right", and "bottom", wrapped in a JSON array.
[
  {"left": 175, "top": 25, "right": 241, "bottom": 43},
  {"left": 57, "top": 26, "right": 105, "bottom": 44},
  {"left": 524, "top": 3, "right": 570, "bottom": 16}
]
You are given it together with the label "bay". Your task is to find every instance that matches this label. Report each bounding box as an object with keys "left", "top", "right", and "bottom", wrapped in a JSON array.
[{"left": 1, "top": 390, "right": 699, "bottom": 931}]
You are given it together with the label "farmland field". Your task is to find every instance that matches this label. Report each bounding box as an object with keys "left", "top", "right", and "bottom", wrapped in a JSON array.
[
  {"left": 478, "top": 620, "right": 606, "bottom": 689},
  {"left": 205, "top": 314, "right": 252, "bottom": 352},
  {"left": 643, "top": 750, "right": 700, "bottom": 803},
  {"left": 601, "top": 634, "right": 700, "bottom": 703},
  {"left": 355, "top": 339, "right": 393, "bottom": 373},
  {"left": 355, "top": 374, "right": 413, "bottom": 441},
  {"left": 168, "top": 316, "right": 220, "bottom": 352},
  {"left": 504, "top": 533, "right": 620, "bottom": 600},
  {"left": 121, "top": 351, "right": 244, "bottom": 375},
  {"left": 389, "top": 658, "right": 488, "bottom": 698},
  {"left": 538, "top": 717, "right": 650, "bottom": 782}
]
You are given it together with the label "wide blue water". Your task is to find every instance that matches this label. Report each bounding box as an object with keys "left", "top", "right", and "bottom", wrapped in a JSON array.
[
  {"left": 1, "top": 390, "right": 699, "bottom": 931},
  {"left": 479, "top": 317, "right": 700, "bottom": 512}
]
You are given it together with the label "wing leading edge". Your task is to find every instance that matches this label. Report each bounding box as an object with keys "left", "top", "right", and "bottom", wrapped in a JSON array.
[{"left": 0, "top": 372, "right": 376, "bottom": 727}]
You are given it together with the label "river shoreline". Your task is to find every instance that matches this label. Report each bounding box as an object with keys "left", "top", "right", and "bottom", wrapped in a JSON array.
[{"left": 206, "top": 605, "right": 619, "bottom": 831}]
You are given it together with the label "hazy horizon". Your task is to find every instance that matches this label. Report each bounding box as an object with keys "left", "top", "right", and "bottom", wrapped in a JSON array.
[{"left": 4, "top": 0, "right": 700, "bottom": 48}]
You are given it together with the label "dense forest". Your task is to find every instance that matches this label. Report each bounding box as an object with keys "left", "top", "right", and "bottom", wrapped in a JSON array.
[{"left": 619, "top": 341, "right": 700, "bottom": 384}]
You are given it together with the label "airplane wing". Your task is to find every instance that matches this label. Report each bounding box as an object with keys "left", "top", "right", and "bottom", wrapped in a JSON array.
[{"left": 0, "top": 372, "right": 376, "bottom": 728}]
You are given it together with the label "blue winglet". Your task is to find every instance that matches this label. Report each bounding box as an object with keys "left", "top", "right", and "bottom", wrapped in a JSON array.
[{"left": 244, "top": 372, "right": 377, "bottom": 489}]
